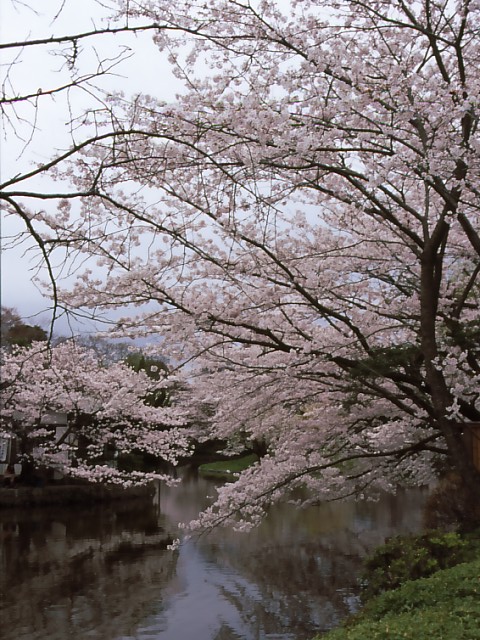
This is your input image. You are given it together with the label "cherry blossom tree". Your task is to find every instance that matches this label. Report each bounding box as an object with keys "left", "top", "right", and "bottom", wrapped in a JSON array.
[
  {"left": 0, "top": 340, "right": 191, "bottom": 484},
  {"left": 1, "top": 0, "right": 173, "bottom": 331},
  {"left": 2, "top": 1, "right": 480, "bottom": 528}
]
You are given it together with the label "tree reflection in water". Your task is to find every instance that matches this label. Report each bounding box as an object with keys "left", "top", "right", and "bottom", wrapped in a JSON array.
[
  {"left": 0, "top": 499, "right": 176, "bottom": 640},
  {"left": 161, "top": 476, "right": 428, "bottom": 640},
  {"left": 0, "top": 475, "right": 428, "bottom": 640}
]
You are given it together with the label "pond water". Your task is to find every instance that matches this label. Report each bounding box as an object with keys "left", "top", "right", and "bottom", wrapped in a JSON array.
[{"left": 0, "top": 471, "right": 428, "bottom": 640}]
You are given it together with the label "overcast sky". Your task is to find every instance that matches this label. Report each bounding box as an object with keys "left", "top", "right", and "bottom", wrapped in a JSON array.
[{"left": 1, "top": 0, "right": 180, "bottom": 333}]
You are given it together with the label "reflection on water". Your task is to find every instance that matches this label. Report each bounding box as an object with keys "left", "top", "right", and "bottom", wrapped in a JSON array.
[
  {"left": 0, "top": 473, "right": 428, "bottom": 640},
  {"left": 0, "top": 499, "right": 176, "bottom": 640}
]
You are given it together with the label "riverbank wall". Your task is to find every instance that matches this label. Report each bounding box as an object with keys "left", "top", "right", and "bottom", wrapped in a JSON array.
[{"left": 0, "top": 483, "right": 155, "bottom": 508}]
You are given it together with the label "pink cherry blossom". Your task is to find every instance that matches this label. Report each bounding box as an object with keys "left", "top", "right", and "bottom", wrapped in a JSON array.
[
  {"left": 1, "top": 341, "right": 192, "bottom": 485},
  {"left": 1, "top": 0, "right": 479, "bottom": 529}
]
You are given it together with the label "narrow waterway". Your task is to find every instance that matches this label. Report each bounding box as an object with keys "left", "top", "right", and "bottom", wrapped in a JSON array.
[{"left": 0, "top": 472, "right": 428, "bottom": 640}]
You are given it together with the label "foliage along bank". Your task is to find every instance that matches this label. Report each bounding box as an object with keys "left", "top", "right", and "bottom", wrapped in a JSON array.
[{"left": 318, "top": 529, "right": 480, "bottom": 640}]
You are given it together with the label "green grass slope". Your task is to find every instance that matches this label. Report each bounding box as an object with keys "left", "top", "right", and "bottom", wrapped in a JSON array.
[
  {"left": 198, "top": 453, "right": 259, "bottom": 480},
  {"left": 320, "top": 559, "right": 480, "bottom": 640}
]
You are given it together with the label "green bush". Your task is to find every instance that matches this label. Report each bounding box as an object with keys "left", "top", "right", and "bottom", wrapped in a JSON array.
[
  {"left": 360, "top": 530, "right": 478, "bottom": 600},
  {"left": 322, "top": 559, "right": 480, "bottom": 640}
]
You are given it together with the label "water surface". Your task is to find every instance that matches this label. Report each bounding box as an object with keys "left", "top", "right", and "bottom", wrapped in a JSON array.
[{"left": 0, "top": 473, "right": 428, "bottom": 640}]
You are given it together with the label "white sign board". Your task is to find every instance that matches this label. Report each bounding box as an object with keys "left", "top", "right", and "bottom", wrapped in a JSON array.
[{"left": 0, "top": 437, "right": 11, "bottom": 463}]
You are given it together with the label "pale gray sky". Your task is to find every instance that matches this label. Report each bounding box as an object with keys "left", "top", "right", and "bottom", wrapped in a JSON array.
[{"left": 1, "top": 0, "right": 180, "bottom": 332}]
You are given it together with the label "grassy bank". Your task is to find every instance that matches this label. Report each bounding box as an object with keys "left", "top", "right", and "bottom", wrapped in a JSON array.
[
  {"left": 318, "top": 558, "right": 480, "bottom": 639},
  {"left": 198, "top": 453, "right": 259, "bottom": 480},
  {"left": 317, "top": 531, "right": 480, "bottom": 640}
]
